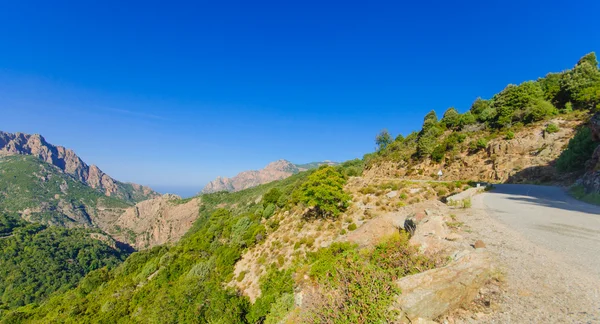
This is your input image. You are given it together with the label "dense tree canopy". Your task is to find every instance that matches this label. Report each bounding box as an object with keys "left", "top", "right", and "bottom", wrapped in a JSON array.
[{"left": 0, "top": 214, "right": 128, "bottom": 311}]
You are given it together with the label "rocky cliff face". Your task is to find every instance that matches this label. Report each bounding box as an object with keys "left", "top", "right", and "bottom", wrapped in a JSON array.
[
  {"left": 0, "top": 131, "right": 158, "bottom": 202},
  {"left": 202, "top": 159, "right": 300, "bottom": 193},
  {"left": 363, "top": 118, "right": 583, "bottom": 184},
  {"left": 110, "top": 194, "right": 200, "bottom": 249}
]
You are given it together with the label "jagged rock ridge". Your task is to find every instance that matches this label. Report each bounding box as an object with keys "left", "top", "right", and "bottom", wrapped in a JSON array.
[
  {"left": 201, "top": 159, "right": 337, "bottom": 194},
  {"left": 0, "top": 131, "right": 158, "bottom": 202}
]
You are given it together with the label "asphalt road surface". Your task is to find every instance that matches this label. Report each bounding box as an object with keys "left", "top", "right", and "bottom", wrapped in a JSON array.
[{"left": 482, "top": 184, "right": 600, "bottom": 278}]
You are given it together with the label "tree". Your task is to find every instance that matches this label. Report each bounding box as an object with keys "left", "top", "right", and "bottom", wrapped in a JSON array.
[
  {"left": 441, "top": 107, "right": 460, "bottom": 129},
  {"left": 459, "top": 111, "right": 477, "bottom": 128},
  {"left": 491, "top": 81, "right": 544, "bottom": 128},
  {"left": 559, "top": 53, "right": 600, "bottom": 110},
  {"left": 262, "top": 188, "right": 282, "bottom": 207},
  {"left": 375, "top": 129, "right": 392, "bottom": 151},
  {"left": 422, "top": 110, "right": 438, "bottom": 130},
  {"left": 299, "top": 166, "right": 350, "bottom": 219},
  {"left": 523, "top": 99, "right": 557, "bottom": 123},
  {"left": 470, "top": 98, "right": 490, "bottom": 116},
  {"left": 538, "top": 73, "right": 563, "bottom": 104},
  {"left": 577, "top": 52, "right": 598, "bottom": 68},
  {"left": 416, "top": 128, "right": 439, "bottom": 158}
]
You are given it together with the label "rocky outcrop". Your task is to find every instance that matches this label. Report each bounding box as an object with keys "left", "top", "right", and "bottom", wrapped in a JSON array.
[
  {"left": 0, "top": 131, "right": 158, "bottom": 202},
  {"left": 363, "top": 118, "right": 582, "bottom": 184},
  {"left": 111, "top": 194, "right": 200, "bottom": 249},
  {"left": 395, "top": 250, "right": 493, "bottom": 323},
  {"left": 201, "top": 160, "right": 300, "bottom": 193}
]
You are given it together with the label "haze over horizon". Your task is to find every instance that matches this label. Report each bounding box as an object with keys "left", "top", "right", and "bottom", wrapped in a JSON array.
[{"left": 1, "top": 0, "right": 598, "bottom": 196}]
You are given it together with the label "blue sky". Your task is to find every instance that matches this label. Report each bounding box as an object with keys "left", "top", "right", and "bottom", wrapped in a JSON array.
[{"left": 0, "top": 1, "right": 598, "bottom": 196}]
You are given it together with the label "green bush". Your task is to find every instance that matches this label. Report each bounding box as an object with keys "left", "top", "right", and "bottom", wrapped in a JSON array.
[
  {"left": 431, "top": 144, "right": 446, "bottom": 162},
  {"left": 545, "top": 123, "right": 560, "bottom": 133},
  {"left": 299, "top": 166, "right": 350, "bottom": 219},
  {"left": 262, "top": 188, "right": 282, "bottom": 207},
  {"left": 476, "top": 138, "right": 488, "bottom": 150},
  {"left": 347, "top": 223, "right": 357, "bottom": 231},
  {"left": 556, "top": 127, "right": 599, "bottom": 172},
  {"left": 303, "top": 234, "right": 436, "bottom": 322},
  {"left": 505, "top": 131, "right": 515, "bottom": 140},
  {"left": 262, "top": 203, "right": 276, "bottom": 219},
  {"left": 441, "top": 107, "right": 460, "bottom": 129},
  {"left": 524, "top": 99, "right": 557, "bottom": 123}
]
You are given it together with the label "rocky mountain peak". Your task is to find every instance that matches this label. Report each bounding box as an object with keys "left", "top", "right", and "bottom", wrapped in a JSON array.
[
  {"left": 201, "top": 159, "right": 336, "bottom": 194},
  {"left": 0, "top": 130, "right": 158, "bottom": 202}
]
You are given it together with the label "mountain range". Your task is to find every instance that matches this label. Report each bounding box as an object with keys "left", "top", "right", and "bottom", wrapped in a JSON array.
[
  {"left": 0, "top": 131, "right": 158, "bottom": 203},
  {"left": 201, "top": 159, "right": 338, "bottom": 193}
]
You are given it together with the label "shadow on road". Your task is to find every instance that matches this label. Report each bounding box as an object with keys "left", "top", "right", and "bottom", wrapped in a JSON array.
[{"left": 488, "top": 184, "right": 600, "bottom": 216}]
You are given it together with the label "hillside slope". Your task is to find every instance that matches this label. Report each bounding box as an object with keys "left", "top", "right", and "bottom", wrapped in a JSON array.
[
  {"left": 0, "top": 155, "right": 131, "bottom": 228},
  {"left": 0, "top": 131, "right": 158, "bottom": 203},
  {"left": 0, "top": 214, "right": 129, "bottom": 313},
  {"left": 3, "top": 53, "right": 599, "bottom": 323}
]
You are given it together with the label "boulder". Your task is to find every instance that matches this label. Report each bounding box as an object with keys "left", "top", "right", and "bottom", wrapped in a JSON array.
[
  {"left": 395, "top": 250, "right": 493, "bottom": 322},
  {"left": 386, "top": 190, "right": 398, "bottom": 198},
  {"left": 474, "top": 240, "right": 486, "bottom": 249}
]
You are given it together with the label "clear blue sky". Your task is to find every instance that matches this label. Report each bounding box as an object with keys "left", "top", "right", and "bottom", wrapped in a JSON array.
[{"left": 0, "top": 1, "right": 598, "bottom": 196}]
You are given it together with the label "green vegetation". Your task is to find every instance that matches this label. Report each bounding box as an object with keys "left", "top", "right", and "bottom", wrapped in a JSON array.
[
  {"left": 367, "top": 53, "right": 600, "bottom": 166},
  {"left": 545, "top": 123, "right": 560, "bottom": 133},
  {"left": 569, "top": 185, "right": 600, "bottom": 205},
  {"left": 0, "top": 214, "right": 128, "bottom": 313},
  {"left": 375, "top": 129, "right": 392, "bottom": 151},
  {"left": 556, "top": 127, "right": 600, "bottom": 173},
  {"left": 0, "top": 155, "right": 131, "bottom": 226},
  {"left": 300, "top": 233, "right": 438, "bottom": 322},
  {"left": 1, "top": 169, "right": 316, "bottom": 323},
  {"left": 299, "top": 166, "right": 351, "bottom": 219}
]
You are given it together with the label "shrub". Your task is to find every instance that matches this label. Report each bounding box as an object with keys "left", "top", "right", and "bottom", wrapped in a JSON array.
[
  {"left": 431, "top": 144, "right": 446, "bottom": 162},
  {"left": 458, "top": 111, "right": 477, "bottom": 128},
  {"left": 524, "top": 99, "right": 557, "bottom": 123},
  {"left": 262, "top": 203, "right": 276, "bottom": 219},
  {"left": 347, "top": 223, "right": 357, "bottom": 231},
  {"left": 263, "top": 188, "right": 282, "bottom": 207},
  {"left": 556, "top": 127, "right": 599, "bottom": 172},
  {"left": 545, "top": 123, "right": 560, "bottom": 133},
  {"left": 462, "top": 198, "right": 472, "bottom": 208},
  {"left": 299, "top": 166, "right": 350, "bottom": 219},
  {"left": 471, "top": 138, "right": 488, "bottom": 152},
  {"left": 561, "top": 101, "right": 574, "bottom": 113},
  {"left": 302, "top": 234, "right": 437, "bottom": 322},
  {"left": 505, "top": 131, "right": 515, "bottom": 140}
]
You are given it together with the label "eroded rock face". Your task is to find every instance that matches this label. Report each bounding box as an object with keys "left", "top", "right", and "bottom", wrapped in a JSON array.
[
  {"left": 201, "top": 160, "right": 300, "bottom": 193},
  {"left": 363, "top": 118, "right": 582, "bottom": 184},
  {"left": 395, "top": 250, "right": 493, "bottom": 323},
  {"left": 0, "top": 131, "right": 158, "bottom": 202},
  {"left": 111, "top": 194, "right": 200, "bottom": 249}
]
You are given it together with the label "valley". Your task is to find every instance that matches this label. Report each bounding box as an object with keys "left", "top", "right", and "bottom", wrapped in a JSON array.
[{"left": 1, "top": 53, "right": 599, "bottom": 323}]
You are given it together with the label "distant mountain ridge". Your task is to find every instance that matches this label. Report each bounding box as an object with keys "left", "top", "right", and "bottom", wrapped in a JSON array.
[
  {"left": 201, "top": 159, "right": 337, "bottom": 194},
  {"left": 0, "top": 131, "right": 158, "bottom": 203}
]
